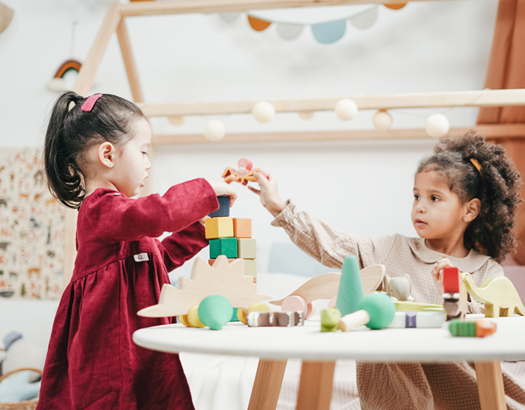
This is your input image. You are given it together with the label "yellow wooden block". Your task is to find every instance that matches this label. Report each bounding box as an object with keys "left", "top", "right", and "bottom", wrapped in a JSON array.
[
  {"left": 244, "top": 258, "right": 257, "bottom": 278},
  {"left": 233, "top": 218, "right": 252, "bottom": 238},
  {"left": 205, "top": 217, "right": 234, "bottom": 239}
]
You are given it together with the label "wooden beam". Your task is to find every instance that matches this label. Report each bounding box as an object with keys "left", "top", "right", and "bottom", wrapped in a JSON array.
[
  {"left": 116, "top": 18, "right": 144, "bottom": 102},
  {"left": 151, "top": 124, "right": 525, "bottom": 145},
  {"left": 118, "top": 0, "right": 458, "bottom": 17},
  {"left": 137, "top": 89, "right": 525, "bottom": 117},
  {"left": 74, "top": 3, "right": 121, "bottom": 97}
]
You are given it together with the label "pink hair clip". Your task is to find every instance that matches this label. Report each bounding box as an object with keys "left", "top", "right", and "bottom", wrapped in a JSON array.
[{"left": 81, "top": 94, "right": 103, "bottom": 112}]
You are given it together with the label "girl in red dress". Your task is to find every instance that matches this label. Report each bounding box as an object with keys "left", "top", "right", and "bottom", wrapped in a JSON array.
[{"left": 37, "top": 92, "right": 236, "bottom": 409}]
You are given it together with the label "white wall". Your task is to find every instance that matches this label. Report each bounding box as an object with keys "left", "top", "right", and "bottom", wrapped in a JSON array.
[{"left": 0, "top": 0, "right": 499, "bottom": 348}]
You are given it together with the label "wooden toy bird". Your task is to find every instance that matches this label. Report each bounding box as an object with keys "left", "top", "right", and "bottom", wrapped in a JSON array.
[{"left": 222, "top": 158, "right": 267, "bottom": 186}]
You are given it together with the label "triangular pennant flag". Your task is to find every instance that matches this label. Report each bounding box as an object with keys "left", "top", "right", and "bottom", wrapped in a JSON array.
[
  {"left": 276, "top": 23, "right": 304, "bottom": 41},
  {"left": 311, "top": 20, "right": 346, "bottom": 44},
  {"left": 349, "top": 7, "right": 379, "bottom": 30},
  {"left": 248, "top": 15, "right": 272, "bottom": 32}
]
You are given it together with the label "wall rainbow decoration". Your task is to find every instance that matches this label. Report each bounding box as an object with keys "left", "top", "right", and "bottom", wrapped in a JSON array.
[{"left": 46, "top": 59, "right": 82, "bottom": 93}]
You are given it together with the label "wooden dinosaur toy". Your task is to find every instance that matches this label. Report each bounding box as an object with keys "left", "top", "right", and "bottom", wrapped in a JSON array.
[
  {"left": 138, "top": 256, "right": 272, "bottom": 318},
  {"left": 269, "top": 264, "right": 385, "bottom": 318},
  {"left": 460, "top": 272, "right": 525, "bottom": 318}
]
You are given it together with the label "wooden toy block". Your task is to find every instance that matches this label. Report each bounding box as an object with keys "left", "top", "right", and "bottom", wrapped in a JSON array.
[
  {"left": 321, "top": 307, "right": 341, "bottom": 332},
  {"left": 387, "top": 311, "right": 446, "bottom": 328},
  {"left": 461, "top": 272, "right": 525, "bottom": 318},
  {"left": 208, "top": 258, "right": 236, "bottom": 266},
  {"left": 244, "top": 259, "right": 257, "bottom": 278},
  {"left": 237, "top": 238, "right": 256, "bottom": 259},
  {"left": 247, "top": 311, "right": 305, "bottom": 327},
  {"left": 209, "top": 238, "right": 238, "bottom": 259},
  {"left": 448, "top": 319, "right": 497, "bottom": 337},
  {"left": 205, "top": 217, "right": 234, "bottom": 239},
  {"left": 209, "top": 195, "right": 230, "bottom": 218},
  {"left": 222, "top": 158, "right": 267, "bottom": 186},
  {"left": 230, "top": 307, "right": 240, "bottom": 322},
  {"left": 337, "top": 255, "right": 364, "bottom": 316},
  {"left": 442, "top": 270, "right": 468, "bottom": 320},
  {"left": 394, "top": 301, "right": 444, "bottom": 312},
  {"left": 443, "top": 267, "right": 460, "bottom": 293},
  {"left": 233, "top": 218, "right": 252, "bottom": 238},
  {"left": 270, "top": 264, "right": 385, "bottom": 307},
  {"left": 137, "top": 256, "right": 272, "bottom": 318}
]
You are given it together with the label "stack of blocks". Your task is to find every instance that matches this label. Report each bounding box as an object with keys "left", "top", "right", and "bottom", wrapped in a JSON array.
[{"left": 205, "top": 196, "right": 257, "bottom": 284}]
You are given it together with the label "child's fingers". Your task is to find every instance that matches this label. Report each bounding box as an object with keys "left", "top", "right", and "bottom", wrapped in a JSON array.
[{"left": 248, "top": 186, "right": 261, "bottom": 195}]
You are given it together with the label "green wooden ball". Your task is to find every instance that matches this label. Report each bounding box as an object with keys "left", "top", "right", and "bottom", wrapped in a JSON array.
[
  {"left": 358, "top": 293, "right": 395, "bottom": 329},
  {"left": 198, "top": 295, "right": 233, "bottom": 330}
]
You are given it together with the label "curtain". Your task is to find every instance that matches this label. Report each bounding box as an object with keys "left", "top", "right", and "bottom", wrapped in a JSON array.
[{"left": 477, "top": 0, "right": 525, "bottom": 264}]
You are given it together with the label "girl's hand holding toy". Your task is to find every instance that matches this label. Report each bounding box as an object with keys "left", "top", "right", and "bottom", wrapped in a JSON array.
[
  {"left": 206, "top": 178, "right": 238, "bottom": 207},
  {"left": 431, "top": 257, "right": 453, "bottom": 295},
  {"left": 249, "top": 172, "right": 286, "bottom": 217}
]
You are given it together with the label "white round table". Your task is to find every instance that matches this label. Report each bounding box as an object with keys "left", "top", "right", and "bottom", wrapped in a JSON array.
[{"left": 134, "top": 316, "right": 525, "bottom": 410}]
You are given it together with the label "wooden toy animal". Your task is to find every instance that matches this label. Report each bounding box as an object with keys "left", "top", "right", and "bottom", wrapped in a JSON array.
[
  {"left": 442, "top": 267, "right": 468, "bottom": 320},
  {"left": 138, "top": 256, "right": 271, "bottom": 318},
  {"left": 270, "top": 264, "right": 385, "bottom": 318},
  {"left": 222, "top": 158, "right": 267, "bottom": 186},
  {"left": 460, "top": 272, "right": 525, "bottom": 318},
  {"left": 382, "top": 274, "right": 413, "bottom": 301}
]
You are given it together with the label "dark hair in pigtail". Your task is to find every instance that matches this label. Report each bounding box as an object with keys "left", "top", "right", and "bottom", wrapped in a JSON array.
[
  {"left": 44, "top": 91, "right": 145, "bottom": 209},
  {"left": 417, "top": 132, "right": 522, "bottom": 262}
]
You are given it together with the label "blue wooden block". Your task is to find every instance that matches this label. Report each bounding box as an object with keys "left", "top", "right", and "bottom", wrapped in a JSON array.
[{"left": 209, "top": 195, "right": 230, "bottom": 217}]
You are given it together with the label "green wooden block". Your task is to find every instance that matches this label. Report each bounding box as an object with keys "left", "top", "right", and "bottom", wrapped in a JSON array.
[
  {"left": 210, "top": 238, "right": 238, "bottom": 259},
  {"left": 238, "top": 238, "right": 256, "bottom": 259}
]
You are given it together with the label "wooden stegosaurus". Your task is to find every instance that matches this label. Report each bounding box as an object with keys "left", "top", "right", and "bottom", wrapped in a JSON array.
[{"left": 138, "top": 255, "right": 272, "bottom": 318}]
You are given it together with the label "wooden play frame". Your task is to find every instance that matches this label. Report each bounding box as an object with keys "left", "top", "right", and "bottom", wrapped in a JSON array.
[{"left": 68, "top": 2, "right": 521, "bottom": 409}]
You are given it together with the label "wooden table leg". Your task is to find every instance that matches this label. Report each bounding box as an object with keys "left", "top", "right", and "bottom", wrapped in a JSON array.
[
  {"left": 296, "top": 361, "right": 336, "bottom": 410},
  {"left": 474, "top": 361, "right": 506, "bottom": 410},
  {"left": 248, "top": 359, "right": 287, "bottom": 410}
]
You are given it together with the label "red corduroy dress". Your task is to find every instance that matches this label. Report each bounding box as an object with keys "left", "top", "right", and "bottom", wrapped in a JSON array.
[{"left": 37, "top": 178, "right": 219, "bottom": 410}]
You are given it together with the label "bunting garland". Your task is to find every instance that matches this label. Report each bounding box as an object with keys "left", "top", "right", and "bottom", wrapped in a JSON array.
[{"left": 220, "top": 4, "right": 406, "bottom": 44}]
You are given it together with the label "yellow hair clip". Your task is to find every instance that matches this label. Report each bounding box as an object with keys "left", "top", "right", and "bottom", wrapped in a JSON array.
[{"left": 470, "top": 158, "right": 482, "bottom": 175}]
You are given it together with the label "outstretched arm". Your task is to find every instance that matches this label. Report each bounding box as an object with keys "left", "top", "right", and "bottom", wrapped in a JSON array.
[
  {"left": 86, "top": 178, "right": 235, "bottom": 243},
  {"left": 156, "top": 222, "right": 208, "bottom": 272},
  {"left": 249, "top": 172, "right": 394, "bottom": 269}
]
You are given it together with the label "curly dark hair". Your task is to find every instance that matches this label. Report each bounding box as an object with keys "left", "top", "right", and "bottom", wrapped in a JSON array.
[{"left": 417, "top": 132, "right": 522, "bottom": 262}]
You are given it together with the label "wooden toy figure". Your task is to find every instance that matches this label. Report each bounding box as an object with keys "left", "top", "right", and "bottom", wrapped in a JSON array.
[
  {"left": 270, "top": 264, "right": 385, "bottom": 319},
  {"left": 448, "top": 319, "right": 497, "bottom": 337},
  {"left": 442, "top": 267, "right": 468, "bottom": 320},
  {"left": 338, "top": 293, "right": 396, "bottom": 331},
  {"left": 461, "top": 272, "right": 525, "bottom": 318},
  {"left": 137, "top": 256, "right": 271, "bottom": 318},
  {"left": 222, "top": 158, "right": 267, "bottom": 186}
]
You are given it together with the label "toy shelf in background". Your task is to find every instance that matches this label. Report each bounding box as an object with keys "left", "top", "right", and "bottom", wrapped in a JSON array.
[{"left": 219, "top": 4, "right": 402, "bottom": 44}]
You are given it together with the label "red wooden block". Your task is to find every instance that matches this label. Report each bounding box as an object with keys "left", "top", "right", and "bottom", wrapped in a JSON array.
[{"left": 443, "top": 267, "right": 460, "bottom": 293}]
